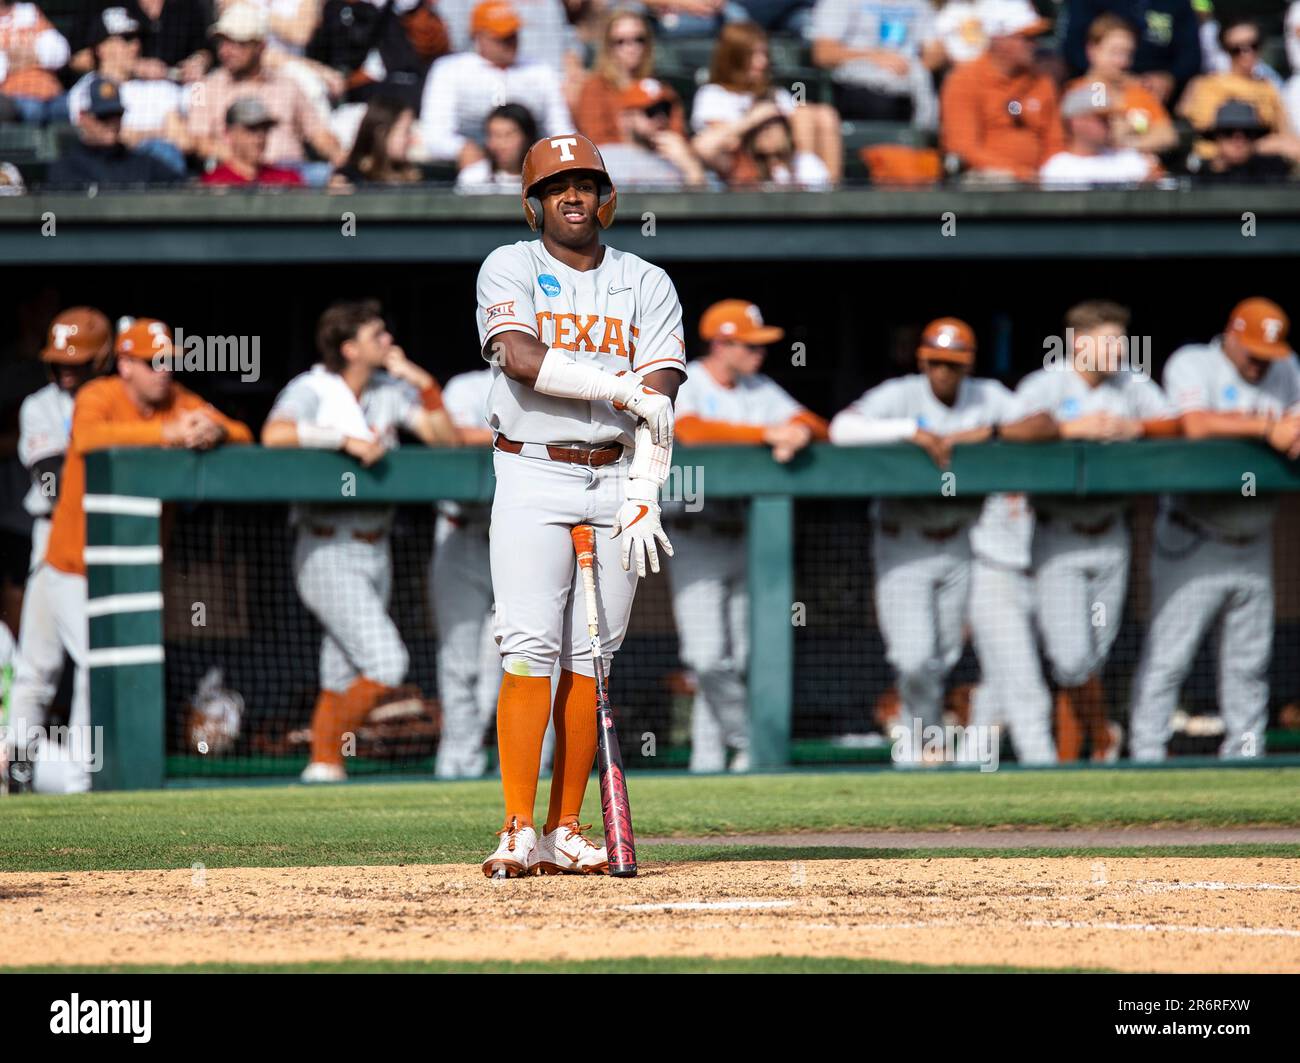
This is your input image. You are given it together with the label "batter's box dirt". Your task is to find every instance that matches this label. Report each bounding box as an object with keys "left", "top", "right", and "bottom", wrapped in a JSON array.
[{"left": 1, "top": 858, "right": 1296, "bottom": 973}]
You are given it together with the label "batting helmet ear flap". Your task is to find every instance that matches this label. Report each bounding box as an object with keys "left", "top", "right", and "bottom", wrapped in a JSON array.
[{"left": 525, "top": 194, "right": 544, "bottom": 231}]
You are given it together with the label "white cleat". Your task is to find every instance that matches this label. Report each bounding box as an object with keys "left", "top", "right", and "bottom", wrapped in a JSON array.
[
  {"left": 301, "top": 762, "right": 347, "bottom": 783},
  {"left": 532, "top": 822, "right": 609, "bottom": 876},
  {"left": 482, "top": 816, "right": 538, "bottom": 879}
]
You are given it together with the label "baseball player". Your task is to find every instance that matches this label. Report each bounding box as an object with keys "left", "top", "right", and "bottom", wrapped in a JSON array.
[
  {"left": 966, "top": 491, "right": 1055, "bottom": 763},
  {"left": 7, "top": 309, "right": 112, "bottom": 792},
  {"left": 1013, "top": 300, "right": 1176, "bottom": 761},
  {"left": 8, "top": 318, "right": 251, "bottom": 793},
  {"left": 477, "top": 132, "right": 685, "bottom": 877},
  {"left": 1129, "top": 298, "right": 1300, "bottom": 761},
  {"left": 670, "top": 299, "right": 827, "bottom": 773},
  {"left": 431, "top": 367, "right": 501, "bottom": 778},
  {"left": 262, "top": 300, "right": 460, "bottom": 783},
  {"left": 830, "top": 319, "right": 1044, "bottom": 761}
]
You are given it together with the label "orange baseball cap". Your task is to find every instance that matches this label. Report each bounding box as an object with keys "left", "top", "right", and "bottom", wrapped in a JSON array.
[
  {"left": 699, "top": 300, "right": 784, "bottom": 345},
  {"left": 470, "top": 0, "right": 520, "bottom": 39},
  {"left": 621, "top": 77, "right": 672, "bottom": 111},
  {"left": 1227, "top": 298, "right": 1291, "bottom": 359},
  {"left": 115, "top": 317, "right": 174, "bottom": 360},
  {"left": 41, "top": 306, "right": 112, "bottom": 367},
  {"left": 917, "top": 317, "right": 976, "bottom": 364}
]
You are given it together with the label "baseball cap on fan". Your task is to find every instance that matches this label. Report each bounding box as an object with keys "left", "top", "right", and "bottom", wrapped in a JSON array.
[
  {"left": 115, "top": 318, "right": 174, "bottom": 360},
  {"left": 85, "top": 76, "right": 126, "bottom": 118},
  {"left": 226, "top": 96, "right": 277, "bottom": 129},
  {"left": 621, "top": 78, "right": 672, "bottom": 111},
  {"left": 471, "top": 0, "right": 521, "bottom": 39},
  {"left": 91, "top": 6, "right": 141, "bottom": 44},
  {"left": 700, "top": 300, "right": 784, "bottom": 345},
  {"left": 1227, "top": 298, "right": 1291, "bottom": 360},
  {"left": 917, "top": 317, "right": 977, "bottom": 364},
  {"left": 211, "top": 3, "right": 269, "bottom": 42},
  {"left": 1061, "top": 84, "right": 1116, "bottom": 119},
  {"left": 981, "top": 0, "right": 1053, "bottom": 38}
]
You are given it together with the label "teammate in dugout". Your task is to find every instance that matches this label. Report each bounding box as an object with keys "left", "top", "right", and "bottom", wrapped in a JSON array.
[
  {"left": 262, "top": 301, "right": 460, "bottom": 783},
  {"left": 476, "top": 133, "right": 685, "bottom": 877},
  {"left": 670, "top": 299, "right": 827, "bottom": 773},
  {"left": 6, "top": 308, "right": 113, "bottom": 794},
  {"left": 431, "top": 367, "right": 502, "bottom": 778},
  {"left": 1012, "top": 301, "right": 1177, "bottom": 761},
  {"left": 7, "top": 318, "right": 252, "bottom": 793},
  {"left": 829, "top": 319, "right": 1051, "bottom": 761},
  {"left": 1129, "top": 298, "right": 1300, "bottom": 761}
]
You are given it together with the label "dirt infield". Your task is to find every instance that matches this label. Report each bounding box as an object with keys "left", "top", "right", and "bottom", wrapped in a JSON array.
[{"left": 3, "top": 856, "right": 1298, "bottom": 972}]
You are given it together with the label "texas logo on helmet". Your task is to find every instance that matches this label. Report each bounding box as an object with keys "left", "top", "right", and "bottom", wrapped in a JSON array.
[{"left": 521, "top": 134, "right": 617, "bottom": 232}]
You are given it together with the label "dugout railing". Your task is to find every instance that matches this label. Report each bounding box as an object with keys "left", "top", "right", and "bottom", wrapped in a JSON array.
[{"left": 84, "top": 440, "right": 1300, "bottom": 790}]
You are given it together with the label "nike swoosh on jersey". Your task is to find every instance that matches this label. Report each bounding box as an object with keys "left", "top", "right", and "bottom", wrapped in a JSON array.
[{"left": 608, "top": 286, "right": 632, "bottom": 295}]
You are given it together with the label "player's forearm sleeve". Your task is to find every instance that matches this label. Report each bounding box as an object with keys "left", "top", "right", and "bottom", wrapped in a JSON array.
[
  {"left": 295, "top": 423, "right": 345, "bottom": 449},
  {"left": 628, "top": 421, "right": 671, "bottom": 490},
  {"left": 534, "top": 347, "right": 638, "bottom": 405},
  {"left": 828, "top": 410, "right": 918, "bottom": 445}
]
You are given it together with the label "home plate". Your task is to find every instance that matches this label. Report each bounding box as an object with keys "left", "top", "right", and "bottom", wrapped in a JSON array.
[{"left": 615, "top": 900, "right": 796, "bottom": 912}]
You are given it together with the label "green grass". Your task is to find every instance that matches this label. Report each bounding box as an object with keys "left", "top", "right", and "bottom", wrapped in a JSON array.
[
  {"left": 6, "top": 956, "right": 1108, "bottom": 974},
  {"left": 1, "top": 767, "right": 1297, "bottom": 873}
]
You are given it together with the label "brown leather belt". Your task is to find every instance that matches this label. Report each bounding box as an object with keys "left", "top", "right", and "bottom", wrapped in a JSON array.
[
  {"left": 880, "top": 521, "right": 963, "bottom": 542},
  {"left": 494, "top": 433, "right": 624, "bottom": 467},
  {"left": 1170, "top": 510, "right": 1259, "bottom": 546},
  {"left": 308, "top": 524, "right": 386, "bottom": 544}
]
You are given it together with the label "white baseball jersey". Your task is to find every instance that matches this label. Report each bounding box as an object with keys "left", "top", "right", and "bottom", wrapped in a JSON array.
[
  {"left": 1016, "top": 366, "right": 1170, "bottom": 524},
  {"left": 1162, "top": 339, "right": 1300, "bottom": 537},
  {"left": 839, "top": 374, "right": 1021, "bottom": 529},
  {"left": 439, "top": 367, "right": 494, "bottom": 523},
  {"left": 476, "top": 240, "right": 686, "bottom": 445},
  {"left": 268, "top": 366, "right": 423, "bottom": 531},
  {"left": 673, "top": 358, "right": 803, "bottom": 425},
  {"left": 18, "top": 382, "right": 73, "bottom": 518}
]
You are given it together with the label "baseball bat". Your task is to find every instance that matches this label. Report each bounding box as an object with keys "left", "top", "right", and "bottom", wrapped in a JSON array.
[{"left": 571, "top": 524, "right": 637, "bottom": 877}]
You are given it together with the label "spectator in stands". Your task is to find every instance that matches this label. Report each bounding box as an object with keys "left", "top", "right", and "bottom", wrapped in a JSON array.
[
  {"left": 72, "top": 1, "right": 215, "bottom": 83},
  {"left": 599, "top": 77, "right": 710, "bottom": 188},
  {"left": 1180, "top": 17, "right": 1300, "bottom": 165},
  {"left": 234, "top": 0, "right": 352, "bottom": 122},
  {"left": 308, "top": 0, "right": 447, "bottom": 112},
  {"left": 1040, "top": 85, "right": 1160, "bottom": 185},
  {"left": 68, "top": 8, "right": 189, "bottom": 178},
  {"left": 47, "top": 77, "right": 183, "bottom": 187},
  {"left": 438, "top": 0, "right": 581, "bottom": 89},
  {"left": 574, "top": 8, "right": 686, "bottom": 146},
  {"left": 455, "top": 101, "right": 535, "bottom": 192},
  {"left": 1194, "top": 1, "right": 1282, "bottom": 86},
  {"left": 1287, "top": 2, "right": 1300, "bottom": 138},
  {"left": 417, "top": 0, "right": 572, "bottom": 167},
  {"left": 332, "top": 94, "right": 422, "bottom": 187},
  {"left": 0, "top": 0, "right": 70, "bottom": 124},
  {"left": 940, "top": 0, "right": 1063, "bottom": 182},
  {"left": 1195, "top": 100, "right": 1294, "bottom": 183},
  {"left": 934, "top": 0, "right": 990, "bottom": 66},
  {"left": 733, "top": 109, "right": 832, "bottom": 187},
  {"left": 808, "top": 0, "right": 944, "bottom": 126},
  {"left": 1065, "top": 13, "right": 1177, "bottom": 154},
  {"left": 1062, "top": 1, "right": 1201, "bottom": 105},
  {"left": 642, "top": 0, "right": 748, "bottom": 40},
  {"left": 188, "top": 4, "right": 345, "bottom": 181},
  {"left": 693, "top": 21, "right": 842, "bottom": 182},
  {"left": 202, "top": 96, "right": 306, "bottom": 185}
]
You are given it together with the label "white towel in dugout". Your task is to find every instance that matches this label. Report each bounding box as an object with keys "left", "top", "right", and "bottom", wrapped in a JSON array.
[{"left": 304, "top": 364, "right": 376, "bottom": 441}]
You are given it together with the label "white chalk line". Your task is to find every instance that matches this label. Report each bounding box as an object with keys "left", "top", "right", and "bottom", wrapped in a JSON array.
[{"left": 616, "top": 900, "right": 796, "bottom": 912}]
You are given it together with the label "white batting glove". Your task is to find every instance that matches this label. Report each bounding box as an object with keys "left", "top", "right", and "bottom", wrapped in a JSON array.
[
  {"left": 611, "top": 481, "right": 673, "bottom": 577},
  {"left": 614, "top": 373, "right": 674, "bottom": 447}
]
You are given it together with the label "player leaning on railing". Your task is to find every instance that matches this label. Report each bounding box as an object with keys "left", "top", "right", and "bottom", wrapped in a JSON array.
[
  {"left": 262, "top": 300, "right": 459, "bottom": 783},
  {"left": 476, "top": 134, "right": 686, "bottom": 877}
]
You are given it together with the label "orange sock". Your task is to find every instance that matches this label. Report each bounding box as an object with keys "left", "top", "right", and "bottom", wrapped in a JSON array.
[
  {"left": 496, "top": 673, "right": 553, "bottom": 829},
  {"left": 1081, "top": 675, "right": 1113, "bottom": 760},
  {"left": 1055, "top": 688, "right": 1083, "bottom": 762},
  {"left": 546, "top": 669, "right": 598, "bottom": 834},
  {"left": 308, "top": 690, "right": 347, "bottom": 766}
]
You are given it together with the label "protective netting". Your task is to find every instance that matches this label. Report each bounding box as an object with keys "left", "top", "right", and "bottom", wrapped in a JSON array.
[{"left": 161, "top": 492, "right": 1300, "bottom": 780}]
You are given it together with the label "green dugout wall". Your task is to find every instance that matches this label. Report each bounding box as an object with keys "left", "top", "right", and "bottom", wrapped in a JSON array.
[{"left": 85, "top": 441, "right": 1300, "bottom": 789}]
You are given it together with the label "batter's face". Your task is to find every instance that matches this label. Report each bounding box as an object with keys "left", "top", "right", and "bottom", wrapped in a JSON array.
[
  {"left": 919, "top": 356, "right": 968, "bottom": 404},
  {"left": 342, "top": 318, "right": 393, "bottom": 369},
  {"left": 538, "top": 173, "right": 601, "bottom": 248},
  {"left": 712, "top": 338, "right": 766, "bottom": 377}
]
